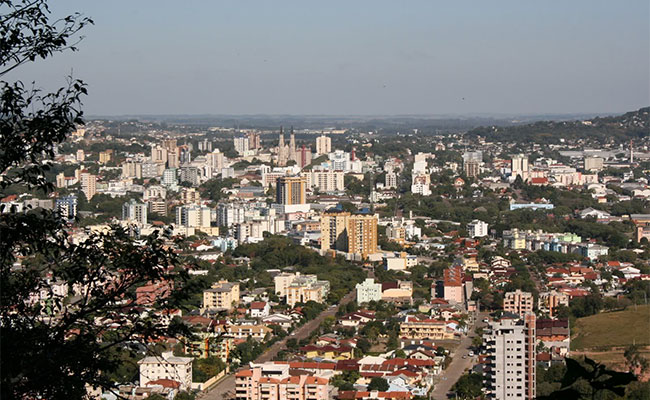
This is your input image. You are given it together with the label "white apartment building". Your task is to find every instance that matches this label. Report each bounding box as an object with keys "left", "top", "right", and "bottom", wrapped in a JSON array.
[
  {"left": 234, "top": 136, "right": 249, "bottom": 155},
  {"left": 385, "top": 171, "right": 398, "bottom": 189},
  {"left": 122, "top": 199, "right": 148, "bottom": 225},
  {"left": 356, "top": 278, "right": 382, "bottom": 303},
  {"left": 315, "top": 134, "right": 332, "bottom": 155},
  {"left": 138, "top": 351, "right": 193, "bottom": 390},
  {"left": 484, "top": 315, "right": 536, "bottom": 400},
  {"left": 467, "top": 219, "right": 489, "bottom": 238},
  {"left": 310, "top": 169, "right": 344, "bottom": 192},
  {"left": 176, "top": 204, "right": 211, "bottom": 228}
]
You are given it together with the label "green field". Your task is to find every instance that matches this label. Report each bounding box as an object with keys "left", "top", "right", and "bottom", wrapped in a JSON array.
[{"left": 571, "top": 305, "right": 650, "bottom": 350}]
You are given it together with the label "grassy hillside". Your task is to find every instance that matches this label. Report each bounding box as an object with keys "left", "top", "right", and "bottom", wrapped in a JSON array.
[{"left": 571, "top": 305, "right": 650, "bottom": 350}]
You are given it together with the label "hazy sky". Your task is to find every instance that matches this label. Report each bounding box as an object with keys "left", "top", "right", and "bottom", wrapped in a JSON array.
[{"left": 11, "top": 1, "right": 650, "bottom": 116}]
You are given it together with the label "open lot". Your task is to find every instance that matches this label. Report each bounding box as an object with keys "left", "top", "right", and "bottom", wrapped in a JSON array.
[{"left": 571, "top": 305, "right": 650, "bottom": 351}]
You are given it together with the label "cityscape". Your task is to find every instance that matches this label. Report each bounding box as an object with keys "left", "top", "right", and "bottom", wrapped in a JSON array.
[{"left": 1, "top": 1, "right": 649, "bottom": 400}]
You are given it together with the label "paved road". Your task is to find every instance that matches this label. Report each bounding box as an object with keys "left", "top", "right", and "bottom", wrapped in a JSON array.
[
  {"left": 201, "top": 290, "right": 356, "bottom": 400},
  {"left": 430, "top": 312, "right": 488, "bottom": 400}
]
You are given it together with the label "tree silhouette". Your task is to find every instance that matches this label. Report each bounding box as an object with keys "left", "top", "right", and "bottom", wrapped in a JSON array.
[
  {"left": 0, "top": 1, "right": 193, "bottom": 398},
  {"left": 537, "top": 357, "right": 636, "bottom": 400}
]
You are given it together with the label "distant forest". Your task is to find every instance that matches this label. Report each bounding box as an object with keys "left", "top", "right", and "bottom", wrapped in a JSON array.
[{"left": 465, "top": 107, "right": 649, "bottom": 144}]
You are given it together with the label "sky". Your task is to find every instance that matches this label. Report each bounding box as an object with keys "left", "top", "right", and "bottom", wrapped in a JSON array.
[{"left": 10, "top": 1, "right": 650, "bottom": 116}]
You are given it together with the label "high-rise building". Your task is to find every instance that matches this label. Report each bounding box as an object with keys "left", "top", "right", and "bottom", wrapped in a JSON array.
[
  {"left": 55, "top": 195, "right": 77, "bottom": 221},
  {"left": 150, "top": 145, "right": 168, "bottom": 164},
  {"left": 504, "top": 290, "right": 534, "bottom": 317},
  {"left": 467, "top": 219, "right": 489, "bottom": 238},
  {"left": 80, "top": 172, "right": 96, "bottom": 200},
  {"left": 175, "top": 204, "right": 212, "bottom": 228},
  {"left": 234, "top": 135, "right": 249, "bottom": 155},
  {"left": 310, "top": 170, "right": 344, "bottom": 192},
  {"left": 122, "top": 199, "right": 148, "bottom": 225},
  {"left": 316, "top": 134, "right": 331, "bottom": 155},
  {"left": 98, "top": 150, "right": 112, "bottom": 164},
  {"left": 298, "top": 145, "right": 312, "bottom": 168},
  {"left": 247, "top": 132, "right": 261, "bottom": 150},
  {"left": 385, "top": 171, "right": 398, "bottom": 189},
  {"left": 320, "top": 209, "right": 378, "bottom": 258},
  {"left": 348, "top": 213, "right": 379, "bottom": 258},
  {"left": 584, "top": 156, "right": 604, "bottom": 171},
  {"left": 207, "top": 150, "right": 225, "bottom": 171},
  {"left": 276, "top": 176, "right": 306, "bottom": 205},
  {"left": 121, "top": 161, "right": 142, "bottom": 179},
  {"left": 464, "top": 159, "right": 481, "bottom": 178},
  {"left": 512, "top": 154, "right": 529, "bottom": 180},
  {"left": 76, "top": 149, "right": 85, "bottom": 162},
  {"left": 356, "top": 278, "right": 382, "bottom": 303},
  {"left": 162, "top": 168, "right": 178, "bottom": 187},
  {"left": 484, "top": 314, "right": 536, "bottom": 400}
]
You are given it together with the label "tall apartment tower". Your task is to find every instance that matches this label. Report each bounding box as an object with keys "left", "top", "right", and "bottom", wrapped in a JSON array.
[
  {"left": 276, "top": 176, "right": 306, "bottom": 205},
  {"left": 320, "top": 210, "right": 378, "bottom": 258},
  {"left": 511, "top": 154, "right": 529, "bottom": 180},
  {"left": 247, "top": 132, "right": 261, "bottom": 150},
  {"left": 234, "top": 135, "right": 249, "bottom": 155},
  {"left": 503, "top": 290, "right": 534, "bottom": 317},
  {"left": 484, "top": 314, "right": 536, "bottom": 400},
  {"left": 80, "top": 172, "right": 96, "bottom": 200},
  {"left": 316, "top": 133, "right": 332, "bottom": 155},
  {"left": 122, "top": 199, "right": 148, "bottom": 225}
]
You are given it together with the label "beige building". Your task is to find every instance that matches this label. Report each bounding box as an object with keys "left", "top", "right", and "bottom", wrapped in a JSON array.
[
  {"left": 320, "top": 210, "right": 378, "bottom": 259},
  {"left": 80, "top": 172, "right": 96, "bottom": 200},
  {"left": 539, "top": 290, "right": 569, "bottom": 318},
  {"left": 274, "top": 273, "right": 330, "bottom": 307},
  {"left": 400, "top": 315, "right": 452, "bottom": 340},
  {"left": 203, "top": 280, "right": 240, "bottom": 311},
  {"left": 315, "top": 134, "right": 332, "bottom": 156},
  {"left": 216, "top": 324, "right": 272, "bottom": 341},
  {"left": 98, "top": 150, "right": 112, "bottom": 164},
  {"left": 504, "top": 290, "right": 534, "bottom": 317},
  {"left": 138, "top": 351, "right": 193, "bottom": 390}
]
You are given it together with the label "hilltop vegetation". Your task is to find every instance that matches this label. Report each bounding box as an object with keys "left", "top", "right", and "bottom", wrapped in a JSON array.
[
  {"left": 571, "top": 305, "right": 650, "bottom": 350},
  {"left": 467, "top": 107, "right": 649, "bottom": 144}
]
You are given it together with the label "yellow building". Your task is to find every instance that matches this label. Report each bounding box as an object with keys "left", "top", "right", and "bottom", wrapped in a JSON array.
[
  {"left": 276, "top": 176, "right": 306, "bottom": 205},
  {"left": 202, "top": 280, "right": 240, "bottom": 311},
  {"left": 98, "top": 150, "right": 113, "bottom": 164},
  {"left": 399, "top": 315, "right": 452, "bottom": 340},
  {"left": 320, "top": 210, "right": 378, "bottom": 259}
]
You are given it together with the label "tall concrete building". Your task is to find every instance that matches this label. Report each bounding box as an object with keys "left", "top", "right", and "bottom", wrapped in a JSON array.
[
  {"left": 484, "top": 314, "right": 536, "bottom": 400},
  {"left": 122, "top": 199, "right": 148, "bottom": 225},
  {"left": 234, "top": 135, "right": 249, "bottom": 155},
  {"left": 316, "top": 134, "right": 331, "bottom": 156},
  {"left": 276, "top": 176, "right": 306, "bottom": 205},
  {"left": 175, "top": 204, "right": 212, "bottom": 228},
  {"left": 467, "top": 219, "right": 489, "bottom": 238},
  {"left": 80, "top": 172, "right": 96, "bottom": 200},
  {"left": 247, "top": 132, "right": 261, "bottom": 150},
  {"left": 464, "top": 159, "right": 481, "bottom": 178},
  {"left": 504, "top": 290, "right": 534, "bottom": 317},
  {"left": 584, "top": 156, "right": 604, "bottom": 171},
  {"left": 320, "top": 210, "right": 378, "bottom": 258},
  {"left": 511, "top": 154, "right": 529, "bottom": 180}
]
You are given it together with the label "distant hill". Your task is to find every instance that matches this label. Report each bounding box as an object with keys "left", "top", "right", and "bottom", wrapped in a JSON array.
[{"left": 466, "top": 107, "right": 649, "bottom": 143}]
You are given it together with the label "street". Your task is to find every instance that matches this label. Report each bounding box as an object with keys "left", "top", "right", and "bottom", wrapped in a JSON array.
[
  {"left": 200, "top": 289, "right": 356, "bottom": 400},
  {"left": 430, "top": 312, "right": 488, "bottom": 400}
]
